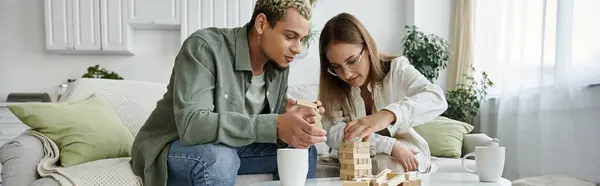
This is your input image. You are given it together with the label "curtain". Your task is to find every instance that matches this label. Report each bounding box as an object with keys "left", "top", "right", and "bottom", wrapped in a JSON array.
[
  {"left": 447, "top": 0, "right": 475, "bottom": 90},
  {"left": 472, "top": 0, "right": 600, "bottom": 183}
]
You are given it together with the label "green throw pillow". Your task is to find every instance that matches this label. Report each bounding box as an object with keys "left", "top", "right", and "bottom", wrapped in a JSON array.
[
  {"left": 413, "top": 116, "right": 474, "bottom": 158},
  {"left": 8, "top": 95, "right": 134, "bottom": 167}
]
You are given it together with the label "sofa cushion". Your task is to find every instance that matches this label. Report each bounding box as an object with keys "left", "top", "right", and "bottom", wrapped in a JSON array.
[
  {"left": 59, "top": 78, "right": 167, "bottom": 136},
  {"left": 7, "top": 95, "right": 134, "bottom": 167},
  {"left": 0, "top": 135, "right": 44, "bottom": 186},
  {"left": 413, "top": 117, "right": 474, "bottom": 158},
  {"left": 30, "top": 178, "right": 61, "bottom": 186},
  {"left": 462, "top": 133, "right": 495, "bottom": 157}
]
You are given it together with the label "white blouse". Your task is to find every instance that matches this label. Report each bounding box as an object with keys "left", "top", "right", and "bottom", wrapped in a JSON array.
[{"left": 323, "top": 56, "right": 448, "bottom": 162}]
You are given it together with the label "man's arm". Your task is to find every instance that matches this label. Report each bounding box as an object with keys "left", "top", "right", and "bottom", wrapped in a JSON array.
[{"left": 172, "top": 37, "right": 277, "bottom": 147}]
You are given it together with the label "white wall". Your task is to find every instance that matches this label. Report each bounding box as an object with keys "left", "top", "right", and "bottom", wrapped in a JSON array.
[
  {"left": 0, "top": 0, "right": 453, "bottom": 102},
  {"left": 288, "top": 0, "right": 406, "bottom": 86},
  {"left": 406, "top": 0, "right": 454, "bottom": 91},
  {"left": 0, "top": 0, "right": 180, "bottom": 102}
]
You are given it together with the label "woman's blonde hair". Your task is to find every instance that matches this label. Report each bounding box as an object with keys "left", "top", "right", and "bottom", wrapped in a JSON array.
[{"left": 318, "top": 12, "right": 398, "bottom": 122}]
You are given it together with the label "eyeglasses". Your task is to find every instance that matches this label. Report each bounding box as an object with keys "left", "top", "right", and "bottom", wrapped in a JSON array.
[{"left": 327, "top": 46, "right": 365, "bottom": 76}]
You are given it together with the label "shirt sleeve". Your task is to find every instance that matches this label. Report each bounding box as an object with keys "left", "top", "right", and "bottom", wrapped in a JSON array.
[
  {"left": 172, "top": 37, "right": 278, "bottom": 147},
  {"left": 383, "top": 57, "right": 448, "bottom": 134},
  {"left": 322, "top": 110, "right": 397, "bottom": 155}
]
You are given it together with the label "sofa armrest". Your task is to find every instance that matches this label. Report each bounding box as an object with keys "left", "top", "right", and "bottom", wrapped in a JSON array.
[
  {"left": 462, "top": 133, "right": 495, "bottom": 156},
  {"left": 0, "top": 134, "right": 45, "bottom": 186}
]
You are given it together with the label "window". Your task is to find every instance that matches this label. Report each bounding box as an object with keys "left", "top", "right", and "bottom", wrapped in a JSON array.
[{"left": 473, "top": 0, "right": 600, "bottom": 94}]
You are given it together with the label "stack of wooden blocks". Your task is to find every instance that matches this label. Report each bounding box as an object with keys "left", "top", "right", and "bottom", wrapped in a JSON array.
[
  {"left": 339, "top": 141, "right": 372, "bottom": 181},
  {"left": 342, "top": 168, "right": 422, "bottom": 186},
  {"left": 294, "top": 100, "right": 422, "bottom": 186}
]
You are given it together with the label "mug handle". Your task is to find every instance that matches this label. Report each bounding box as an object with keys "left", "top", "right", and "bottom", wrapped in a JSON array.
[{"left": 462, "top": 152, "right": 476, "bottom": 173}]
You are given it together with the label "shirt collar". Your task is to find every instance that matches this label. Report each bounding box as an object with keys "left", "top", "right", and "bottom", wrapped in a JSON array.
[{"left": 235, "top": 23, "right": 252, "bottom": 71}]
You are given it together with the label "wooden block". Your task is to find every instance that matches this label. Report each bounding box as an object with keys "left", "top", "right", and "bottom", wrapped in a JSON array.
[
  {"left": 402, "top": 172, "right": 417, "bottom": 180},
  {"left": 343, "top": 141, "right": 370, "bottom": 148},
  {"left": 400, "top": 181, "right": 410, "bottom": 186},
  {"left": 371, "top": 181, "right": 387, "bottom": 186},
  {"left": 339, "top": 158, "right": 370, "bottom": 165},
  {"left": 341, "top": 174, "right": 359, "bottom": 181},
  {"left": 373, "top": 169, "right": 391, "bottom": 183},
  {"left": 339, "top": 152, "right": 371, "bottom": 160},
  {"left": 314, "top": 114, "right": 323, "bottom": 129},
  {"left": 386, "top": 173, "right": 401, "bottom": 180},
  {"left": 340, "top": 163, "right": 372, "bottom": 171},
  {"left": 342, "top": 181, "right": 371, "bottom": 186},
  {"left": 339, "top": 147, "right": 370, "bottom": 154},
  {"left": 356, "top": 177, "right": 374, "bottom": 182},
  {"left": 340, "top": 174, "right": 373, "bottom": 181},
  {"left": 409, "top": 179, "right": 420, "bottom": 186},
  {"left": 339, "top": 153, "right": 371, "bottom": 164},
  {"left": 296, "top": 100, "right": 317, "bottom": 108},
  {"left": 341, "top": 169, "right": 372, "bottom": 177},
  {"left": 386, "top": 174, "right": 407, "bottom": 186}
]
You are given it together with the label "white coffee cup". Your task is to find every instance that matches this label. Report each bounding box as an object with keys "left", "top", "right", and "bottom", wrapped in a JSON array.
[
  {"left": 277, "top": 149, "right": 308, "bottom": 186},
  {"left": 462, "top": 146, "right": 505, "bottom": 182}
]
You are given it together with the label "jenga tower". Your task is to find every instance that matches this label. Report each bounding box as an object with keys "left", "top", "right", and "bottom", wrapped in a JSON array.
[{"left": 339, "top": 141, "right": 372, "bottom": 181}]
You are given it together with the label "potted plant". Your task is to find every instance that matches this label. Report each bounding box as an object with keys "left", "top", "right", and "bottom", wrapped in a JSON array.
[
  {"left": 301, "top": 24, "right": 320, "bottom": 51},
  {"left": 81, "top": 64, "right": 124, "bottom": 80},
  {"left": 401, "top": 25, "right": 450, "bottom": 82},
  {"left": 401, "top": 26, "right": 494, "bottom": 124},
  {"left": 296, "top": 0, "right": 320, "bottom": 58},
  {"left": 441, "top": 66, "right": 494, "bottom": 124}
]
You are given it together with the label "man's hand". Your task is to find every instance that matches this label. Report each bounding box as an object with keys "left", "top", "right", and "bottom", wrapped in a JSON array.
[
  {"left": 285, "top": 99, "right": 325, "bottom": 115},
  {"left": 285, "top": 98, "right": 297, "bottom": 112},
  {"left": 391, "top": 141, "right": 419, "bottom": 171},
  {"left": 277, "top": 106, "right": 327, "bottom": 149},
  {"left": 313, "top": 100, "right": 325, "bottom": 115}
]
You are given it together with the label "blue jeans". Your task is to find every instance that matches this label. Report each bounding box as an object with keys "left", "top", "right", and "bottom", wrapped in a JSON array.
[{"left": 166, "top": 140, "right": 317, "bottom": 186}]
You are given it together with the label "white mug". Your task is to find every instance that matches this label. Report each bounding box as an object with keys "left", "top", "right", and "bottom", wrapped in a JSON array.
[
  {"left": 277, "top": 149, "right": 308, "bottom": 186},
  {"left": 462, "top": 146, "right": 505, "bottom": 182}
]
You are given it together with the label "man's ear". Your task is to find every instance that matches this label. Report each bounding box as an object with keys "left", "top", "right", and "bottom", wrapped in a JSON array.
[{"left": 254, "top": 13, "right": 268, "bottom": 35}]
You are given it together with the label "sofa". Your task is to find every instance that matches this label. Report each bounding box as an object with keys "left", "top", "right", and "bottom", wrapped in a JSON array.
[{"left": 0, "top": 78, "right": 495, "bottom": 185}]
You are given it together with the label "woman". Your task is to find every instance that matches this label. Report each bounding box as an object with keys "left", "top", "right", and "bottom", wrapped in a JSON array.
[{"left": 318, "top": 13, "right": 448, "bottom": 174}]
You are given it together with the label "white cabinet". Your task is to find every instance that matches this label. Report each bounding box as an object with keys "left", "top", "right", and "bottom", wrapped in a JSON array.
[
  {"left": 129, "top": 0, "right": 180, "bottom": 29},
  {"left": 101, "top": 0, "right": 134, "bottom": 53},
  {"left": 180, "top": 0, "right": 255, "bottom": 43},
  {"left": 44, "top": 0, "right": 134, "bottom": 55},
  {"left": 72, "top": 0, "right": 101, "bottom": 51},
  {"left": 44, "top": 0, "right": 73, "bottom": 51}
]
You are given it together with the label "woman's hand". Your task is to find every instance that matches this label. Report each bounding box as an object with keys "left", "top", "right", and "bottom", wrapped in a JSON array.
[
  {"left": 391, "top": 141, "right": 419, "bottom": 171},
  {"left": 343, "top": 110, "right": 396, "bottom": 142}
]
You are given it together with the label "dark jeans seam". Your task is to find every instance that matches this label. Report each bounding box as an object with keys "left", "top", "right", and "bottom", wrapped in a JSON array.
[
  {"left": 240, "top": 150, "right": 277, "bottom": 158},
  {"left": 168, "top": 155, "right": 211, "bottom": 185},
  {"left": 237, "top": 143, "right": 278, "bottom": 158}
]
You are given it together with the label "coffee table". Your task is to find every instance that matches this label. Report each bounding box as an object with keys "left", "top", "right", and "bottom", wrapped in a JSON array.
[{"left": 249, "top": 173, "right": 511, "bottom": 186}]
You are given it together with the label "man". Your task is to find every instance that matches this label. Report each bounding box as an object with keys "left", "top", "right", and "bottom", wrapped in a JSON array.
[{"left": 130, "top": 0, "right": 327, "bottom": 185}]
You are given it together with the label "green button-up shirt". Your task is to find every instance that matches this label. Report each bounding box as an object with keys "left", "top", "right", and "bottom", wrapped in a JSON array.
[{"left": 130, "top": 24, "right": 290, "bottom": 186}]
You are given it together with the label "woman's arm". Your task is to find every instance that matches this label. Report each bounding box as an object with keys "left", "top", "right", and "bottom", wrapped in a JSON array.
[
  {"left": 323, "top": 110, "right": 396, "bottom": 155},
  {"left": 383, "top": 57, "right": 448, "bottom": 133}
]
